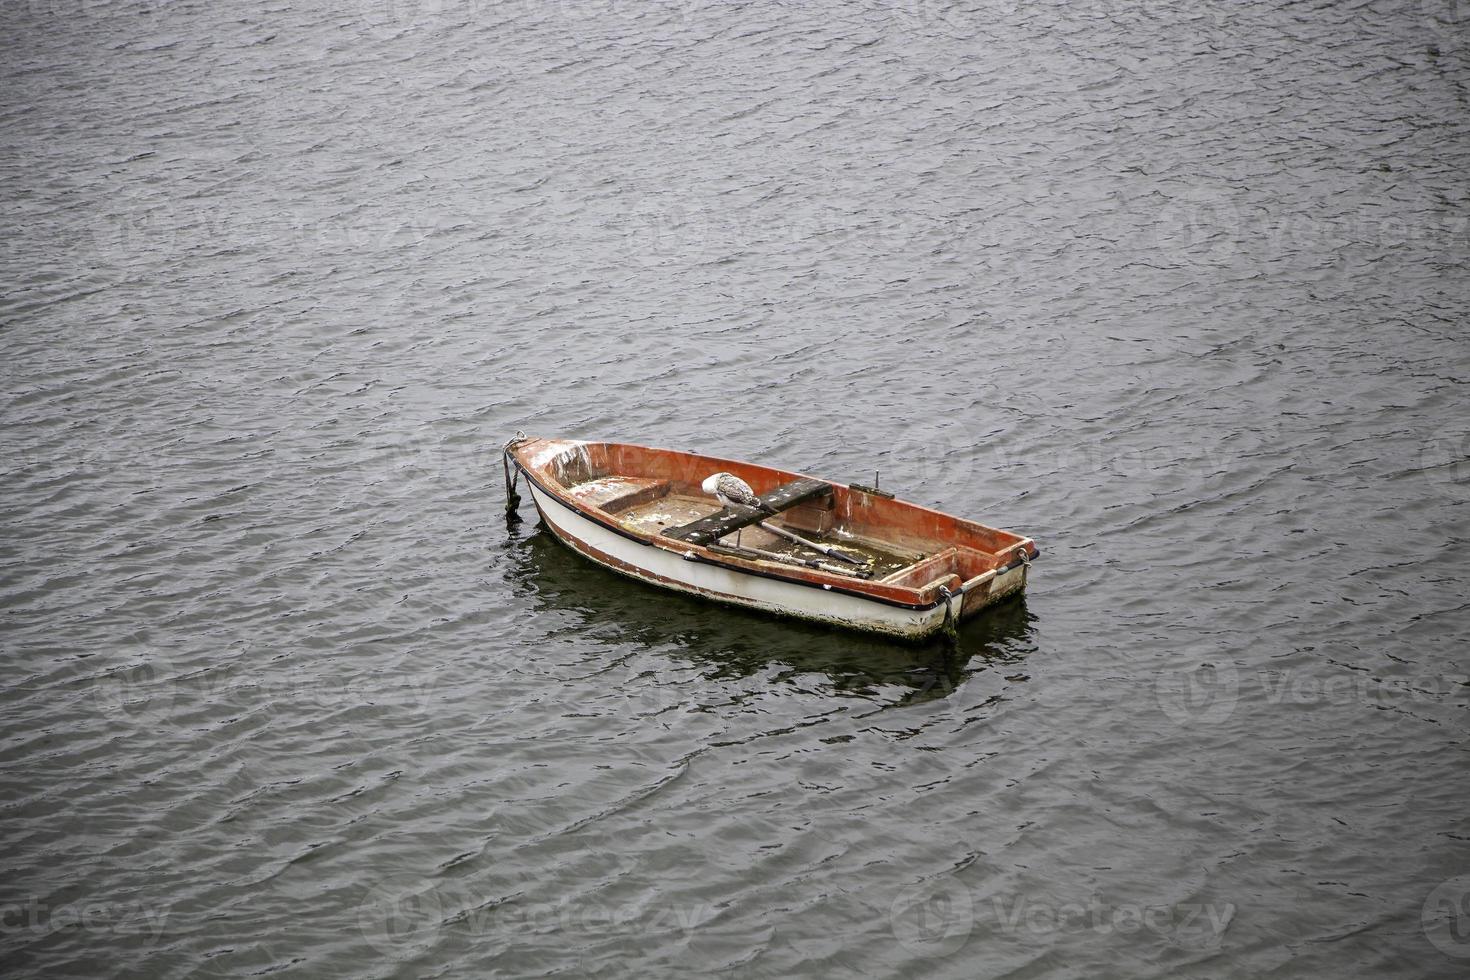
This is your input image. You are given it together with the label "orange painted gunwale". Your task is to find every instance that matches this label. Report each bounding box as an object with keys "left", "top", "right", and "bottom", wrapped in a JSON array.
[{"left": 510, "top": 437, "right": 1037, "bottom": 610}]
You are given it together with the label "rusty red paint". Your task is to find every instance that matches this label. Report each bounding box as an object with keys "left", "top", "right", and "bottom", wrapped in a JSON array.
[{"left": 511, "top": 437, "right": 1037, "bottom": 616}]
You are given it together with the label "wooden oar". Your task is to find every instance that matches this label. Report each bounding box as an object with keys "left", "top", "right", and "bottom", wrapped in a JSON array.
[
  {"left": 758, "top": 521, "right": 866, "bottom": 565},
  {"left": 709, "top": 543, "right": 872, "bottom": 579}
]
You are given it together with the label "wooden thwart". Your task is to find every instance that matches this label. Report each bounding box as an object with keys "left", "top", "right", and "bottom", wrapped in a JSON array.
[{"left": 661, "top": 478, "right": 832, "bottom": 546}]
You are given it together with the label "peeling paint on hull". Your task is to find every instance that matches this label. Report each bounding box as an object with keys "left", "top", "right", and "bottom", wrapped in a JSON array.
[
  {"left": 510, "top": 437, "right": 1037, "bottom": 641},
  {"left": 527, "top": 482, "right": 948, "bottom": 638}
]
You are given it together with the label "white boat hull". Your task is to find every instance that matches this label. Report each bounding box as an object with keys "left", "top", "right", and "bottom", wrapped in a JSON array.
[{"left": 527, "top": 481, "right": 951, "bottom": 639}]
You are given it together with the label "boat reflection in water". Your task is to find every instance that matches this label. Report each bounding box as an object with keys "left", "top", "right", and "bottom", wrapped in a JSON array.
[{"left": 505, "top": 526, "right": 1037, "bottom": 706}]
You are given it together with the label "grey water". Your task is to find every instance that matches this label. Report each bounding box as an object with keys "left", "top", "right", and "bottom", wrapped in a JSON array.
[{"left": 2, "top": 1, "right": 1468, "bottom": 977}]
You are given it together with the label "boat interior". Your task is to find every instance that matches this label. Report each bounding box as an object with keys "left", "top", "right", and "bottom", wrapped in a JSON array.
[{"left": 523, "top": 440, "right": 1031, "bottom": 595}]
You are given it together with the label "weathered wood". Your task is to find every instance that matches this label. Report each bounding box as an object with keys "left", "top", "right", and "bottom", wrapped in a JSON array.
[
  {"left": 661, "top": 478, "right": 832, "bottom": 545},
  {"left": 707, "top": 543, "right": 872, "bottom": 579},
  {"left": 758, "top": 521, "right": 865, "bottom": 565},
  {"left": 508, "top": 436, "right": 1039, "bottom": 638}
]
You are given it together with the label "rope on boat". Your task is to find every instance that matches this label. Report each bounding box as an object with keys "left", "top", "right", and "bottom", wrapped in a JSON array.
[
  {"left": 502, "top": 430, "right": 528, "bottom": 522},
  {"left": 937, "top": 584, "right": 960, "bottom": 645}
]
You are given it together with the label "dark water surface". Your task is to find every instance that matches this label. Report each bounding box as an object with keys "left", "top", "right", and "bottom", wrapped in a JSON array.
[{"left": 3, "top": 1, "right": 1469, "bottom": 977}]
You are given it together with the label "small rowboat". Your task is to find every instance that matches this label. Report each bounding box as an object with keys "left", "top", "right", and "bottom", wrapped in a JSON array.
[{"left": 504, "top": 436, "right": 1039, "bottom": 640}]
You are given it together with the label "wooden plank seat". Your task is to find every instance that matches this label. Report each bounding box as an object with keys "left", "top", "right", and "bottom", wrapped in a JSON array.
[
  {"left": 568, "top": 476, "right": 672, "bottom": 514},
  {"left": 879, "top": 546, "right": 960, "bottom": 588},
  {"left": 660, "top": 478, "right": 833, "bottom": 546}
]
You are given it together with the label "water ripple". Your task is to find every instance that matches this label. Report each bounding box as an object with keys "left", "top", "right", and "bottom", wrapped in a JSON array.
[{"left": 3, "top": 0, "right": 1468, "bottom": 977}]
